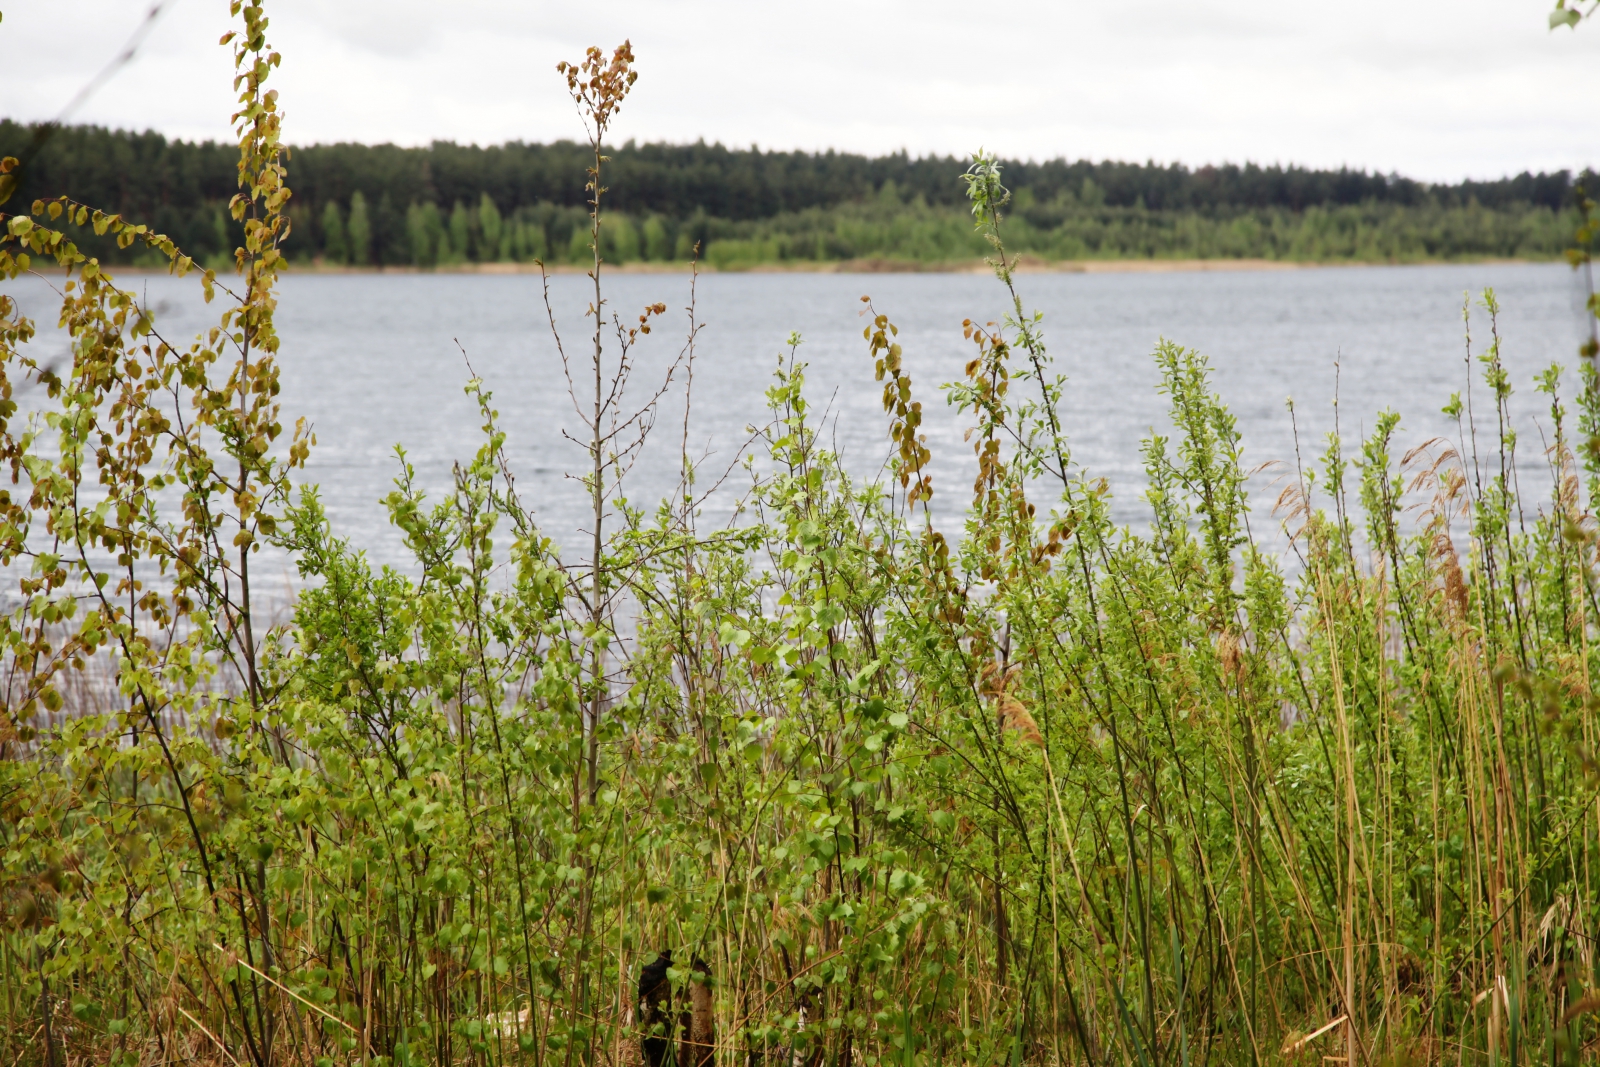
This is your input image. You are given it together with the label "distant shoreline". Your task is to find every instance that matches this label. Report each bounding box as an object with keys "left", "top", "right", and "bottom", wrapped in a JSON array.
[
  {"left": 61, "top": 255, "right": 1553, "bottom": 278},
  {"left": 296, "top": 255, "right": 1543, "bottom": 274}
]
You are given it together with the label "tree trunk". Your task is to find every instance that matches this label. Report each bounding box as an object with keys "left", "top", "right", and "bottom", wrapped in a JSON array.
[{"left": 680, "top": 956, "right": 713, "bottom": 1067}]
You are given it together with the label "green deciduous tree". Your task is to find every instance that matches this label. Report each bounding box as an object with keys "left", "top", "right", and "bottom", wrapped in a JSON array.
[
  {"left": 346, "top": 189, "right": 371, "bottom": 264},
  {"left": 447, "top": 199, "right": 470, "bottom": 263},
  {"left": 479, "top": 192, "right": 503, "bottom": 261},
  {"left": 406, "top": 199, "right": 443, "bottom": 267},
  {"left": 320, "top": 199, "right": 346, "bottom": 263}
]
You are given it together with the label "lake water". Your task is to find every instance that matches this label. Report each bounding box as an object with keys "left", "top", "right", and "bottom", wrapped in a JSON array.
[{"left": 4, "top": 263, "right": 1593, "bottom": 570}]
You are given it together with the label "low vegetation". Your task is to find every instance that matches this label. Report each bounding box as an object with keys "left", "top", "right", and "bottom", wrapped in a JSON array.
[{"left": 5, "top": 8, "right": 1600, "bottom": 1067}]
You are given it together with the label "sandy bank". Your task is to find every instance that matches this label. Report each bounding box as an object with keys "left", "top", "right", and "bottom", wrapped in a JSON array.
[
  {"left": 76, "top": 255, "right": 1543, "bottom": 278},
  {"left": 284, "top": 255, "right": 1540, "bottom": 275}
]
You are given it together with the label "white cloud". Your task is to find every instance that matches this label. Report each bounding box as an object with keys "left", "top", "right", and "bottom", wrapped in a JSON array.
[{"left": 2, "top": 0, "right": 1596, "bottom": 180}]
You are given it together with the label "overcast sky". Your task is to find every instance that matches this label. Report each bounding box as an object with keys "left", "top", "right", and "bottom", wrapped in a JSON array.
[{"left": 4, "top": 0, "right": 1597, "bottom": 183}]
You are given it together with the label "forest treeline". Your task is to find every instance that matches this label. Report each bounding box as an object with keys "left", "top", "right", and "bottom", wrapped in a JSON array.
[{"left": 0, "top": 117, "right": 1585, "bottom": 266}]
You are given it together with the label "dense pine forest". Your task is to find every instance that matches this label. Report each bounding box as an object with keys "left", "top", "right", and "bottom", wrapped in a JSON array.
[{"left": 0, "top": 118, "right": 1582, "bottom": 267}]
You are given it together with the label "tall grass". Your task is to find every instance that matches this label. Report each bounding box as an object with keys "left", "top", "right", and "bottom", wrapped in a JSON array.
[{"left": 4, "top": 8, "right": 1600, "bottom": 1067}]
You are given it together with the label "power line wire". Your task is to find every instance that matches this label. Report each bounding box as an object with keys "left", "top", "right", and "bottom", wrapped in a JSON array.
[{"left": 0, "top": 2, "right": 175, "bottom": 206}]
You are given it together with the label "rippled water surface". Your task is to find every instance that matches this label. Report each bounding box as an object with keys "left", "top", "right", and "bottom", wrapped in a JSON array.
[{"left": 6, "top": 263, "right": 1591, "bottom": 568}]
